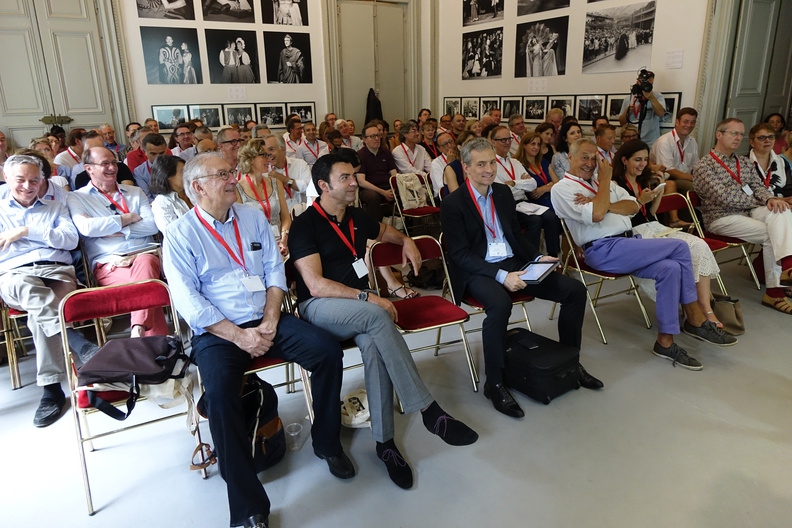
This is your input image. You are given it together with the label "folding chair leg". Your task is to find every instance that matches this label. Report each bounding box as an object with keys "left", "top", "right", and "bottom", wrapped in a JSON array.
[
  {"left": 434, "top": 328, "right": 442, "bottom": 356},
  {"left": 715, "top": 274, "right": 728, "bottom": 295},
  {"left": 6, "top": 332, "right": 21, "bottom": 389},
  {"left": 519, "top": 303, "right": 532, "bottom": 331},
  {"left": 72, "top": 406, "right": 95, "bottom": 515},
  {"left": 741, "top": 245, "right": 761, "bottom": 289},
  {"left": 395, "top": 391, "right": 404, "bottom": 414},
  {"left": 458, "top": 325, "right": 479, "bottom": 390},
  {"left": 286, "top": 363, "right": 295, "bottom": 394},
  {"left": 298, "top": 365, "right": 315, "bottom": 423},
  {"left": 627, "top": 276, "right": 653, "bottom": 329}
]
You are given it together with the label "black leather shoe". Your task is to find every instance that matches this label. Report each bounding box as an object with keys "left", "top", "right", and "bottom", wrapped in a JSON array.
[
  {"left": 33, "top": 393, "right": 66, "bottom": 428},
  {"left": 316, "top": 451, "right": 355, "bottom": 479},
  {"left": 377, "top": 442, "right": 413, "bottom": 489},
  {"left": 483, "top": 382, "right": 524, "bottom": 418},
  {"left": 578, "top": 364, "right": 604, "bottom": 390},
  {"left": 243, "top": 514, "right": 269, "bottom": 528}
]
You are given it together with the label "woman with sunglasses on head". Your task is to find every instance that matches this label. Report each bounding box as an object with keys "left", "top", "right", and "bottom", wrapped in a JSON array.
[
  {"left": 612, "top": 140, "right": 725, "bottom": 329},
  {"left": 550, "top": 121, "right": 582, "bottom": 181}
]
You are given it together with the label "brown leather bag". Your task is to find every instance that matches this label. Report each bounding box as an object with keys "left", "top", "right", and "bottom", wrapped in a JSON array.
[{"left": 710, "top": 293, "right": 745, "bottom": 336}]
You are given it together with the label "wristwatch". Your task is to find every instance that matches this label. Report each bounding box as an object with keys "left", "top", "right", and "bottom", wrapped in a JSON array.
[
  {"left": 287, "top": 178, "right": 295, "bottom": 188},
  {"left": 357, "top": 290, "right": 369, "bottom": 302}
]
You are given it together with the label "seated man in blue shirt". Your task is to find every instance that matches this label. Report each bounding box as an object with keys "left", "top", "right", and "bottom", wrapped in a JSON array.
[
  {"left": 288, "top": 150, "right": 478, "bottom": 492},
  {"left": 132, "top": 133, "right": 169, "bottom": 201},
  {"left": 0, "top": 155, "right": 97, "bottom": 427},
  {"left": 162, "top": 153, "right": 348, "bottom": 528}
]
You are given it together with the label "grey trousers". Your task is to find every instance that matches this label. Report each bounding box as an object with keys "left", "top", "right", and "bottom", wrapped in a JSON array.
[
  {"left": 0, "top": 264, "right": 77, "bottom": 386},
  {"left": 299, "top": 297, "right": 434, "bottom": 443}
]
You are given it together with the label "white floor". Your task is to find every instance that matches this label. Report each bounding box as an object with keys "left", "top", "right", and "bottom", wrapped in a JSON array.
[{"left": 2, "top": 259, "right": 791, "bottom": 528}]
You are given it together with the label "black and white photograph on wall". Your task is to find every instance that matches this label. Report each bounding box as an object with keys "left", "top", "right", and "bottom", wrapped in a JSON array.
[
  {"left": 501, "top": 98, "right": 522, "bottom": 121},
  {"left": 480, "top": 98, "right": 500, "bottom": 117},
  {"left": 463, "top": 0, "right": 504, "bottom": 27},
  {"left": 140, "top": 27, "right": 202, "bottom": 85},
  {"left": 461, "top": 97, "right": 480, "bottom": 120},
  {"left": 462, "top": 27, "right": 503, "bottom": 79},
  {"left": 263, "top": 32, "right": 313, "bottom": 84},
  {"left": 205, "top": 29, "right": 259, "bottom": 84},
  {"left": 659, "top": 93, "right": 681, "bottom": 128},
  {"left": 201, "top": 0, "right": 255, "bottom": 23},
  {"left": 514, "top": 16, "right": 568, "bottom": 78},
  {"left": 137, "top": 0, "right": 195, "bottom": 20},
  {"left": 443, "top": 97, "right": 461, "bottom": 117},
  {"left": 523, "top": 96, "right": 547, "bottom": 122},
  {"left": 189, "top": 104, "right": 223, "bottom": 128},
  {"left": 582, "top": 1, "right": 656, "bottom": 74},
  {"left": 287, "top": 103, "right": 316, "bottom": 122},
  {"left": 152, "top": 105, "right": 189, "bottom": 132},
  {"left": 224, "top": 104, "right": 256, "bottom": 127},
  {"left": 262, "top": 0, "right": 309, "bottom": 26},
  {"left": 576, "top": 96, "right": 605, "bottom": 122},
  {"left": 257, "top": 104, "right": 286, "bottom": 126},
  {"left": 549, "top": 96, "right": 574, "bottom": 117},
  {"left": 517, "top": 0, "right": 570, "bottom": 17},
  {"left": 605, "top": 94, "right": 628, "bottom": 123}
]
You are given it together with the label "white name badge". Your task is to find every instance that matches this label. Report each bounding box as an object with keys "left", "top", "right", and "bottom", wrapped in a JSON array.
[
  {"left": 241, "top": 275, "right": 266, "bottom": 292},
  {"left": 488, "top": 242, "right": 508, "bottom": 257},
  {"left": 742, "top": 184, "right": 753, "bottom": 196},
  {"left": 352, "top": 258, "right": 368, "bottom": 278},
  {"left": 271, "top": 223, "right": 281, "bottom": 240}
]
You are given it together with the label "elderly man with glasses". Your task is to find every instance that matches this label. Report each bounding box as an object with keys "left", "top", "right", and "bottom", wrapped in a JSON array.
[
  {"left": 162, "top": 153, "right": 348, "bottom": 528},
  {"left": 216, "top": 127, "right": 244, "bottom": 172},
  {"left": 0, "top": 155, "right": 98, "bottom": 427},
  {"left": 171, "top": 124, "right": 197, "bottom": 161},
  {"left": 693, "top": 117, "right": 792, "bottom": 315}
]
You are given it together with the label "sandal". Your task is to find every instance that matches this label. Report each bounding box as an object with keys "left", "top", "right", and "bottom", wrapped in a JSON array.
[
  {"left": 389, "top": 285, "right": 420, "bottom": 299},
  {"left": 703, "top": 310, "right": 724, "bottom": 329},
  {"left": 668, "top": 220, "right": 693, "bottom": 229},
  {"left": 762, "top": 294, "right": 792, "bottom": 314},
  {"left": 785, "top": 288, "right": 792, "bottom": 299}
]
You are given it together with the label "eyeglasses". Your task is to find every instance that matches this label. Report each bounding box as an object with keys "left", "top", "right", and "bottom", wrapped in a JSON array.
[
  {"left": 87, "top": 161, "right": 117, "bottom": 169},
  {"left": 719, "top": 130, "right": 744, "bottom": 137},
  {"left": 176, "top": 132, "right": 193, "bottom": 138},
  {"left": 198, "top": 170, "right": 234, "bottom": 181},
  {"left": 492, "top": 137, "right": 512, "bottom": 143},
  {"left": 754, "top": 135, "right": 774, "bottom": 142},
  {"left": 622, "top": 134, "right": 639, "bottom": 140},
  {"left": 364, "top": 134, "right": 380, "bottom": 139},
  {"left": 220, "top": 138, "right": 244, "bottom": 145},
  {"left": 438, "top": 140, "right": 455, "bottom": 148}
]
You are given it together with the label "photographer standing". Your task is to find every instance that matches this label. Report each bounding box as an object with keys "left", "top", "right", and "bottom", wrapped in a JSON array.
[{"left": 619, "top": 69, "right": 665, "bottom": 147}]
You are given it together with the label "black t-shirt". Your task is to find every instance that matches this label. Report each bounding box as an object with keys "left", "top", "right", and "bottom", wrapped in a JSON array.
[
  {"left": 73, "top": 162, "right": 135, "bottom": 190},
  {"left": 288, "top": 200, "right": 381, "bottom": 304}
]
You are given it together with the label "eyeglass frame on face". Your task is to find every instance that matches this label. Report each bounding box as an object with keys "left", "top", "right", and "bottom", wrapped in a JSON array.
[
  {"left": 220, "top": 138, "right": 244, "bottom": 145},
  {"left": 86, "top": 161, "right": 117, "bottom": 169},
  {"left": 492, "top": 136, "right": 512, "bottom": 143},
  {"left": 197, "top": 170, "right": 235, "bottom": 181},
  {"left": 438, "top": 139, "right": 455, "bottom": 148},
  {"left": 176, "top": 131, "right": 194, "bottom": 138},
  {"left": 364, "top": 133, "right": 381, "bottom": 139},
  {"left": 718, "top": 129, "right": 744, "bottom": 137},
  {"left": 752, "top": 134, "right": 774, "bottom": 142}
]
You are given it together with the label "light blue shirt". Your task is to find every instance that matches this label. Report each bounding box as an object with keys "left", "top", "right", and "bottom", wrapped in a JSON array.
[
  {"left": 162, "top": 203, "right": 286, "bottom": 335},
  {"left": 66, "top": 183, "right": 157, "bottom": 267},
  {"left": 619, "top": 91, "right": 666, "bottom": 147},
  {"left": 470, "top": 184, "right": 513, "bottom": 284},
  {"left": 132, "top": 162, "right": 154, "bottom": 201},
  {"left": 0, "top": 186, "right": 78, "bottom": 272}
]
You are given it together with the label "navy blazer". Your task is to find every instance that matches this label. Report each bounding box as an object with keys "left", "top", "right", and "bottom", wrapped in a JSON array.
[{"left": 440, "top": 182, "right": 540, "bottom": 304}]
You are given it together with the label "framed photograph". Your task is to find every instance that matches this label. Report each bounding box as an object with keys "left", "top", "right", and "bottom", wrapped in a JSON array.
[
  {"left": 287, "top": 102, "right": 316, "bottom": 122},
  {"left": 189, "top": 104, "right": 223, "bottom": 128},
  {"left": 152, "top": 105, "right": 189, "bottom": 132},
  {"left": 517, "top": 0, "right": 569, "bottom": 16},
  {"left": 480, "top": 97, "right": 501, "bottom": 117},
  {"left": 139, "top": 27, "right": 202, "bottom": 85},
  {"left": 463, "top": 0, "right": 504, "bottom": 27},
  {"left": 461, "top": 97, "right": 480, "bottom": 120},
  {"left": 514, "top": 16, "right": 569, "bottom": 78},
  {"left": 606, "top": 94, "right": 629, "bottom": 123},
  {"left": 548, "top": 96, "right": 575, "bottom": 118},
  {"left": 462, "top": 27, "right": 504, "bottom": 80},
  {"left": 256, "top": 103, "right": 286, "bottom": 127},
  {"left": 443, "top": 97, "right": 461, "bottom": 117},
  {"left": 224, "top": 104, "right": 256, "bottom": 127},
  {"left": 575, "top": 95, "right": 605, "bottom": 123},
  {"left": 136, "top": 0, "right": 195, "bottom": 20},
  {"left": 263, "top": 32, "right": 313, "bottom": 84},
  {"left": 205, "top": 29, "right": 260, "bottom": 84},
  {"left": 523, "top": 96, "right": 547, "bottom": 123},
  {"left": 201, "top": 0, "right": 255, "bottom": 23},
  {"left": 262, "top": 0, "right": 309, "bottom": 26},
  {"left": 583, "top": 1, "right": 656, "bottom": 74},
  {"left": 660, "top": 92, "right": 681, "bottom": 128},
  {"left": 501, "top": 98, "right": 523, "bottom": 121}
]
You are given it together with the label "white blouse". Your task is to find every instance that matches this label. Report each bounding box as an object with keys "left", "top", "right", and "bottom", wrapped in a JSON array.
[{"left": 152, "top": 191, "right": 191, "bottom": 234}]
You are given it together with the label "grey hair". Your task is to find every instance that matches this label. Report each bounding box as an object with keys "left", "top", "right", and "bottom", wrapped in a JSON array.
[
  {"left": 399, "top": 120, "right": 419, "bottom": 143},
  {"left": 460, "top": 137, "right": 495, "bottom": 166},
  {"left": 252, "top": 124, "right": 270, "bottom": 137},
  {"left": 334, "top": 119, "right": 347, "bottom": 131},
  {"left": 2, "top": 154, "right": 44, "bottom": 181},
  {"left": 568, "top": 137, "right": 596, "bottom": 157},
  {"left": 82, "top": 146, "right": 115, "bottom": 165},
  {"left": 182, "top": 152, "right": 225, "bottom": 204}
]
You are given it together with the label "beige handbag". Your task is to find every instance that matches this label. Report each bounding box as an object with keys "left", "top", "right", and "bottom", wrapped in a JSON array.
[{"left": 710, "top": 293, "right": 745, "bottom": 336}]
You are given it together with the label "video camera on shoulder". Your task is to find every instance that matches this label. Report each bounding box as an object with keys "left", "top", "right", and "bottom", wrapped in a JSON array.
[{"left": 630, "top": 68, "right": 654, "bottom": 96}]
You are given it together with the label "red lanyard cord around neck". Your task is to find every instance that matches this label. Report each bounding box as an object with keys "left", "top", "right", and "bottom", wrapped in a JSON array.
[
  {"left": 527, "top": 162, "right": 549, "bottom": 185},
  {"left": 245, "top": 175, "right": 272, "bottom": 222},
  {"left": 400, "top": 143, "right": 416, "bottom": 167},
  {"left": 624, "top": 179, "right": 647, "bottom": 218},
  {"left": 311, "top": 201, "right": 358, "bottom": 258},
  {"left": 564, "top": 175, "right": 599, "bottom": 195},
  {"left": 709, "top": 151, "right": 741, "bottom": 185},
  {"left": 672, "top": 130, "right": 685, "bottom": 163},
  {"left": 496, "top": 157, "right": 516, "bottom": 180},
  {"left": 194, "top": 207, "right": 246, "bottom": 272},
  {"left": 94, "top": 184, "right": 129, "bottom": 214},
  {"left": 304, "top": 141, "right": 320, "bottom": 160},
  {"left": 465, "top": 179, "right": 497, "bottom": 239}
]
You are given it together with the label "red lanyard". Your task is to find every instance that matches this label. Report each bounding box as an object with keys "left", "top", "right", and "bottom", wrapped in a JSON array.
[
  {"left": 304, "top": 140, "right": 320, "bottom": 160},
  {"left": 270, "top": 164, "right": 293, "bottom": 198},
  {"left": 286, "top": 138, "right": 302, "bottom": 152},
  {"left": 564, "top": 175, "right": 598, "bottom": 194},
  {"left": 598, "top": 148, "right": 612, "bottom": 166},
  {"left": 440, "top": 153, "right": 448, "bottom": 165},
  {"left": 426, "top": 141, "right": 438, "bottom": 158},
  {"left": 194, "top": 207, "right": 246, "bottom": 272},
  {"left": 342, "top": 137, "right": 351, "bottom": 147},
  {"left": 753, "top": 161, "right": 774, "bottom": 188},
  {"left": 94, "top": 184, "right": 129, "bottom": 214},
  {"left": 67, "top": 148, "right": 79, "bottom": 162},
  {"left": 672, "top": 130, "right": 685, "bottom": 163},
  {"left": 245, "top": 175, "right": 272, "bottom": 222},
  {"left": 511, "top": 132, "right": 521, "bottom": 145},
  {"left": 632, "top": 96, "right": 641, "bottom": 118},
  {"left": 625, "top": 179, "right": 647, "bottom": 218},
  {"left": 466, "top": 179, "right": 498, "bottom": 239},
  {"left": 400, "top": 143, "right": 416, "bottom": 167},
  {"left": 312, "top": 201, "right": 358, "bottom": 258},
  {"left": 709, "top": 151, "right": 741, "bottom": 185},
  {"left": 496, "top": 157, "right": 516, "bottom": 180},
  {"left": 528, "top": 163, "right": 549, "bottom": 186}
]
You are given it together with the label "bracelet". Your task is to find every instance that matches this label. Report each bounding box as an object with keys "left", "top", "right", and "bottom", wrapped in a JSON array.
[{"left": 281, "top": 229, "right": 289, "bottom": 235}]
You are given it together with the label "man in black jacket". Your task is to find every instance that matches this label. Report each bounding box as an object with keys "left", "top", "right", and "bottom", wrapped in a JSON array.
[{"left": 441, "top": 137, "right": 602, "bottom": 418}]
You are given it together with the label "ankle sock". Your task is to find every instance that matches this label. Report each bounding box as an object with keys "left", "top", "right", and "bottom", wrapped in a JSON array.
[
  {"left": 42, "top": 383, "right": 64, "bottom": 401},
  {"left": 767, "top": 287, "right": 785, "bottom": 298},
  {"left": 420, "top": 401, "right": 443, "bottom": 427},
  {"left": 781, "top": 256, "right": 792, "bottom": 272}
]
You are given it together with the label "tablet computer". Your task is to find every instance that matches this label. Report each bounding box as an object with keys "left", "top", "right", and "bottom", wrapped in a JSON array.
[
  {"left": 113, "top": 242, "right": 161, "bottom": 257},
  {"left": 519, "top": 261, "right": 558, "bottom": 284}
]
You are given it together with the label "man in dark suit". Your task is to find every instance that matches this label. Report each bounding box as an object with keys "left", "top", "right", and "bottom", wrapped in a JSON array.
[{"left": 441, "top": 137, "right": 602, "bottom": 418}]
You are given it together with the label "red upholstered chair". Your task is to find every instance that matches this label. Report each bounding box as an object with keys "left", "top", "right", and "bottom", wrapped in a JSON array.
[
  {"left": 389, "top": 173, "right": 441, "bottom": 237},
  {"left": 58, "top": 279, "right": 206, "bottom": 515},
  {"left": 552, "top": 219, "right": 652, "bottom": 344},
  {"left": 686, "top": 190, "right": 761, "bottom": 289},
  {"left": 369, "top": 236, "right": 478, "bottom": 390}
]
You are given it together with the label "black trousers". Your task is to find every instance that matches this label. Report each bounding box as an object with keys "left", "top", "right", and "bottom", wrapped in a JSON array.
[
  {"left": 463, "top": 256, "right": 587, "bottom": 384},
  {"left": 516, "top": 208, "right": 563, "bottom": 257},
  {"left": 192, "top": 314, "right": 343, "bottom": 526}
]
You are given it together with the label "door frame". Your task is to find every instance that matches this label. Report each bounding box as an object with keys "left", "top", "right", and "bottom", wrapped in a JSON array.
[
  {"left": 100, "top": 1, "right": 134, "bottom": 129},
  {"left": 322, "top": 0, "right": 421, "bottom": 120}
]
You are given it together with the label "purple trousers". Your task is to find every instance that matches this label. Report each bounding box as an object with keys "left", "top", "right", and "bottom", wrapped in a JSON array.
[{"left": 583, "top": 237, "right": 696, "bottom": 335}]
